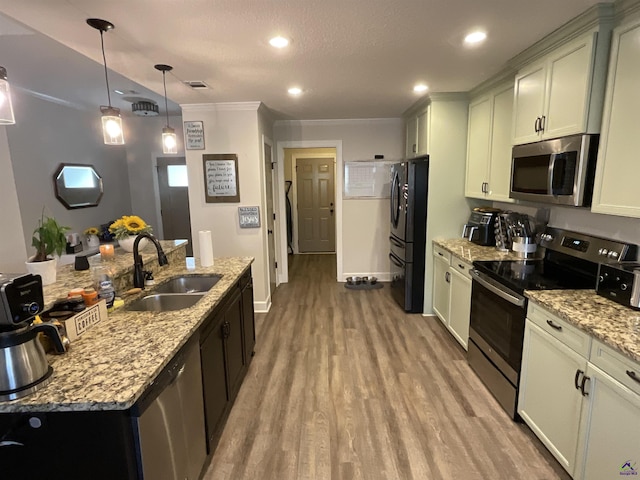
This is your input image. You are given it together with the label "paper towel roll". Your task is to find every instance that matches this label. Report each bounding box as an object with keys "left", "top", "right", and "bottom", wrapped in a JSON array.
[{"left": 199, "top": 230, "right": 214, "bottom": 267}]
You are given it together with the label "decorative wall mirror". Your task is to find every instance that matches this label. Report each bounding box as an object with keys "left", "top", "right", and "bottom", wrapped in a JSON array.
[{"left": 53, "top": 163, "right": 103, "bottom": 209}]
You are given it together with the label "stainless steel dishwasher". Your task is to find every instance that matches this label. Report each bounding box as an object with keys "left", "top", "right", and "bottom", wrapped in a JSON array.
[{"left": 132, "top": 337, "right": 207, "bottom": 480}]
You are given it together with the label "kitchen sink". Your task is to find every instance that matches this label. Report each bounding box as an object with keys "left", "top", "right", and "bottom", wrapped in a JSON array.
[
  {"left": 126, "top": 293, "right": 206, "bottom": 312},
  {"left": 153, "top": 275, "right": 222, "bottom": 294}
]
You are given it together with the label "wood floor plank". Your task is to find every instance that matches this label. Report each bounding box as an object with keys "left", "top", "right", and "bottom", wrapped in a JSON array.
[{"left": 204, "top": 254, "right": 570, "bottom": 480}]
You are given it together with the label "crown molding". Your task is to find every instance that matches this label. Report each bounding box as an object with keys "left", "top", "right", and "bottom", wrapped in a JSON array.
[
  {"left": 273, "top": 117, "right": 403, "bottom": 127},
  {"left": 180, "top": 101, "right": 262, "bottom": 113}
]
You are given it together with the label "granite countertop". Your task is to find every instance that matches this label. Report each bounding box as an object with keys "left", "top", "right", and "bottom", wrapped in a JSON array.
[
  {"left": 433, "top": 238, "right": 522, "bottom": 263},
  {"left": 526, "top": 290, "right": 640, "bottom": 364},
  {"left": 0, "top": 254, "right": 254, "bottom": 413}
]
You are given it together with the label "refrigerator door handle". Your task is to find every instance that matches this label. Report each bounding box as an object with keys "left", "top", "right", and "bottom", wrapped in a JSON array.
[
  {"left": 389, "top": 236, "right": 405, "bottom": 249},
  {"left": 389, "top": 253, "right": 404, "bottom": 268}
]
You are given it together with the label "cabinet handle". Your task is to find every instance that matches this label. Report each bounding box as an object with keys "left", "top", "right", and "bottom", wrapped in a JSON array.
[
  {"left": 222, "top": 322, "right": 231, "bottom": 339},
  {"left": 546, "top": 319, "right": 562, "bottom": 331},
  {"left": 574, "top": 369, "right": 584, "bottom": 390},
  {"left": 580, "top": 375, "right": 590, "bottom": 396},
  {"left": 534, "top": 117, "right": 540, "bottom": 133},
  {"left": 458, "top": 264, "right": 465, "bottom": 270},
  {"left": 445, "top": 272, "right": 451, "bottom": 283},
  {"left": 438, "top": 252, "right": 444, "bottom": 257},
  {"left": 540, "top": 115, "right": 546, "bottom": 132},
  {"left": 626, "top": 370, "right": 640, "bottom": 384},
  {"left": 412, "top": 144, "right": 417, "bottom": 153}
]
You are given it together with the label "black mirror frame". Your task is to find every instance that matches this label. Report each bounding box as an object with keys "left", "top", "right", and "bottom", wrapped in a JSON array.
[{"left": 53, "top": 163, "right": 104, "bottom": 209}]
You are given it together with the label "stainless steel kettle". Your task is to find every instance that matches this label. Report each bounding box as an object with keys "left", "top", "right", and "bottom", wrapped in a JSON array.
[{"left": 0, "top": 322, "right": 68, "bottom": 401}]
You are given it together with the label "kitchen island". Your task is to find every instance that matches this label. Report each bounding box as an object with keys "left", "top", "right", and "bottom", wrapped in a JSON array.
[{"left": 0, "top": 240, "right": 256, "bottom": 479}]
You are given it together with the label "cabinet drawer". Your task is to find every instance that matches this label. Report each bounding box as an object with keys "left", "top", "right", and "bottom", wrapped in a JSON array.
[
  {"left": 527, "top": 302, "right": 591, "bottom": 357},
  {"left": 590, "top": 340, "right": 640, "bottom": 397},
  {"left": 433, "top": 244, "right": 451, "bottom": 264},
  {"left": 451, "top": 258, "right": 472, "bottom": 280}
]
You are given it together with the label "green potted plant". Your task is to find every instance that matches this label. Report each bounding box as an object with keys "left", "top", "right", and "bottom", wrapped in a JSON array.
[{"left": 25, "top": 212, "right": 70, "bottom": 285}]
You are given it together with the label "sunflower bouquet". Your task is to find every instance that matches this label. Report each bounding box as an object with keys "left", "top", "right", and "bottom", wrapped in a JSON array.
[
  {"left": 108, "top": 215, "right": 153, "bottom": 240},
  {"left": 84, "top": 226, "right": 100, "bottom": 236}
]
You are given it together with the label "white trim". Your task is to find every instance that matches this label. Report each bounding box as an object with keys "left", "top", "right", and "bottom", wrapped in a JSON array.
[
  {"left": 253, "top": 298, "right": 272, "bottom": 313},
  {"left": 274, "top": 118, "right": 402, "bottom": 127},
  {"left": 261, "top": 134, "right": 280, "bottom": 292},
  {"left": 180, "top": 101, "right": 262, "bottom": 112},
  {"left": 276, "top": 140, "right": 343, "bottom": 284}
]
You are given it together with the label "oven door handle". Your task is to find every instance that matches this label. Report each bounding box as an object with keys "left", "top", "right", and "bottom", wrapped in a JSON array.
[{"left": 470, "top": 269, "right": 526, "bottom": 307}]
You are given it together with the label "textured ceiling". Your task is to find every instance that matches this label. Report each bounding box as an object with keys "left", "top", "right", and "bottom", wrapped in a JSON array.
[{"left": 0, "top": 0, "right": 610, "bottom": 120}]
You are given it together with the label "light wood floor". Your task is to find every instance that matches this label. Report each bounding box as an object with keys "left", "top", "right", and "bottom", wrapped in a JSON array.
[{"left": 204, "top": 254, "right": 570, "bottom": 480}]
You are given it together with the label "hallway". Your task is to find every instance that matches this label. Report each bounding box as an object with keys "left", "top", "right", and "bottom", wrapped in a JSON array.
[{"left": 204, "top": 254, "right": 568, "bottom": 479}]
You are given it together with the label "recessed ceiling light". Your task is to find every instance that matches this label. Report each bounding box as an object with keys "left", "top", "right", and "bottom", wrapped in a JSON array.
[
  {"left": 464, "top": 31, "right": 487, "bottom": 45},
  {"left": 269, "top": 36, "right": 290, "bottom": 48},
  {"left": 288, "top": 87, "right": 302, "bottom": 96},
  {"left": 413, "top": 84, "right": 428, "bottom": 93}
]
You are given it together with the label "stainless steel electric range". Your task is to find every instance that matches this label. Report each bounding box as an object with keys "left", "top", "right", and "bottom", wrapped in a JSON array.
[{"left": 468, "top": 227, "right": 637, "bottom": 419}]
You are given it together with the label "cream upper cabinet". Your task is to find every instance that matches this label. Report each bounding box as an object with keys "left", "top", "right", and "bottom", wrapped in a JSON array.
[
  {"left": 405, "top": 106, "right": 429, "bottom": 158},
  {"left": 512, "top": 32, "right": 600, "bottom": 145},
  {"left": 466, "top": 82, "right": 514, "bottom": 201},
  {"left": 405, "top": 115, "right": 418, "bottom": 158},
  {"left": 592, "top": 18, "right": 640, "bottom": 217}
]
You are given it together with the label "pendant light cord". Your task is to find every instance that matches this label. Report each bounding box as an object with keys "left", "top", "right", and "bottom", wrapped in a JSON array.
[
  {"left": 100, "top": 30, "right": 112, "bottom": 107},
  {"left": 162, "top": 71, "right": 170, "bottom": 128}
]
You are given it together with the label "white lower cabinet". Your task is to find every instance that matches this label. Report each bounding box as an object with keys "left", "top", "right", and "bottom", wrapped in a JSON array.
[
  {"left": 447, "top": 260, "right": 472, "bottom": 349},
  {"left": 520, "top": 303, "right": 640, "bottom": 479},
  {"left": 432, "top": 246, "right": 451, "bottom": 325},
  {"left": 574, "top": 345, "right": 640, "bottom": 480},
  {"left": 519, "top": 320, "right": 587, "bottom": 476},
  {"left": 432, "top": 245, "right": 471, "bottom": 350}
]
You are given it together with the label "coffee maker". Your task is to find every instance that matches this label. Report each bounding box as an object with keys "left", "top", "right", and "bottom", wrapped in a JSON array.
[{"left": 0, "top": 273, "right": 67, "bottom": 401}]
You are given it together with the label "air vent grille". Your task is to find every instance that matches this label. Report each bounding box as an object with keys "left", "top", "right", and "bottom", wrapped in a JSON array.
[{"left": 183, "top": 80, "right": 209, "bottom": 89}]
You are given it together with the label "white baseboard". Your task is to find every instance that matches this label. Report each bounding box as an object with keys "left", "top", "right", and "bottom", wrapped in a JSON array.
[
  {"left": 339, "top": 272, "right": 391, "bottom": 282},
  {"left": 254, "top": 298, "right": 271, "bottom": 313}
]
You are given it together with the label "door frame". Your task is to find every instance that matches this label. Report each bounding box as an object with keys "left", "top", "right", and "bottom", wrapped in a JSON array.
[
  {"left": 261, "top": 135, "right": 279, "bottom": 299},
  {"left": 292, "top": 152, "right": 337, "bottom": 255},
  {"left": 276, "top": 140, "right": 344, "bottom": 283}
]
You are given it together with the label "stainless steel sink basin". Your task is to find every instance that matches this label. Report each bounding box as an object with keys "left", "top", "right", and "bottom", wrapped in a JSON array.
[
  {"left": 126, "top": 293, "right": 206, "bottom": 312},
  {"left": 153, "top": 275, "right": 222, "bottom": 294}
]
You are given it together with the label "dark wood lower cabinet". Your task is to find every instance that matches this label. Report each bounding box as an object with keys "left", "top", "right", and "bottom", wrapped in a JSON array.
[{"left": 199, "top": 267, "right": 256, "bottom": 453}]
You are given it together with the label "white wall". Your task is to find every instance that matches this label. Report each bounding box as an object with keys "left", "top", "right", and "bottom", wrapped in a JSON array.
[
  {"left": 273, "top": 118, "right": 404, "bottom": 281},
  {"left": 4, "top": 90, "right": 132, "bottom": 267},
  {"left": 125, "top": 114, "right": 184, "bottom": 237},
  {"left": 181, "top": 102, "right": 272, "bottom": 310}
]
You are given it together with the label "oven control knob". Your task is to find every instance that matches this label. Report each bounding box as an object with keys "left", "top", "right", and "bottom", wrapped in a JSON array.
[
  {"left": 621, "top": 283, "right": 629, "bottom": 291},
  {"left": 599, "top": 275, "right": 605, "bottom": 283},
  {"left": 608, "top": 251, "right": 619, "bottom": 260}
]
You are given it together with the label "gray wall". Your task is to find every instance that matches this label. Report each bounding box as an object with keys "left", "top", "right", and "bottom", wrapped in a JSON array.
[{"left": 5, "top": 90, "right": 132, "bottom": 263}]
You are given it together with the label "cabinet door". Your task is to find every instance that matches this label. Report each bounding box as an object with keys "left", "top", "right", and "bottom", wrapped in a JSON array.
[
  {"left": 592, "top": 20, "right": 640, "bottom": 217},
  {"left": 465, "top": 96, "right": 491, "bottom": 199},
  {"left": 518, "top": 321, "right": 587, "bottom": 476},
  {"left": 223, "top": 289, "right": 245, "bottom": 402},
  {"left": 241, "top": 279, "right": 256, "bottom": 364},
  {"left": 543, "top": 34, "right": 595, "bottom": 139},
  {"left": 575, "top": 365, "right": 640, "bottom": 480},
  {"left": 486, "top": 84, "right": 514, "bottom": 202},
  {"left": 513, "top": 62, "right": 546, "bottom": 144},
  {"left": 200, "top": 315, "right": 229, "bottom": 448},
  {"left": 447, "top": 264, "right": 471, "bottom": 350},
  {"left": 416, "top": 107, "right": 430, "bottom": 155},
  {"left": 405, "top": 115, "right": 418, "bottom": 158},
  {"left": 432, "top": 253, "right": 450, "bottom": 325}
]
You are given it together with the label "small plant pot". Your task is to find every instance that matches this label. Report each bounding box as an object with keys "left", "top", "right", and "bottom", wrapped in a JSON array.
[{"left": 25, "top": 257, "right": 57, "bottom": 286}]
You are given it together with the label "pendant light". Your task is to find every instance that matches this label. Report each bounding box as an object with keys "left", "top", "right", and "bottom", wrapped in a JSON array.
[
  {"left": 87, "top": 18, "right": 124, "bottom": 145},
  {"left": 155, "top": 64, "right": 177, "bottom": 154},
  {"left": 0, "top": 66, "right": 16, "bottom": 125}
]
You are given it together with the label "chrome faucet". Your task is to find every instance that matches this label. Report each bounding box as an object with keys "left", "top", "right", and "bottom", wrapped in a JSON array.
[{"left": 133, "top": 233, "right": 168, "bottom": 288}]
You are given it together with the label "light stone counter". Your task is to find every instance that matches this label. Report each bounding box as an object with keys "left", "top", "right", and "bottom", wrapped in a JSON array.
[
  {"left": 526, "top": 290, "right": 640, "bottom": 364},
  {"left": 433, "top": 238, "right": 522, "bottom": 263},
  {"left": 0, "top": 251, "right": 253, "bottom": 413}
]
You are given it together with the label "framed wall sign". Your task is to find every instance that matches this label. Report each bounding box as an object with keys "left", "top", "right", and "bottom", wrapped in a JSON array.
[
  {"left": 203, "top": 153, "right": 240, "bottom": 203},
  {"left": 184, "top": 121, "right": 205, "bottom": 150},
  {"left": 238, "top": 206, "right": 260, "bottom": 228}
]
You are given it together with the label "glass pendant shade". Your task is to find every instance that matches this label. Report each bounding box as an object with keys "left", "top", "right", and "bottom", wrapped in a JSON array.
[
  {"left": 0, "top": 67, "right": 16, "bottom": 125},
  {"left": 162, "top": 126, "right": 178, "bottom": 154},
  {"left": 100, "top": 106, "right": 124, "bottom": 145}
]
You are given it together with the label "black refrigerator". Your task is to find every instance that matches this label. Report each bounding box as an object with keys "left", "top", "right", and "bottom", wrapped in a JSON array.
[{"left": 389, "top": 156, "right": 429, "bottom": 312}]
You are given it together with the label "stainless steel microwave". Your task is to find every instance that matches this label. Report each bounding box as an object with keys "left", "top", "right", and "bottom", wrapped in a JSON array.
[{"left": 510, "top": 134, "right": 599, "bottom": 206}]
